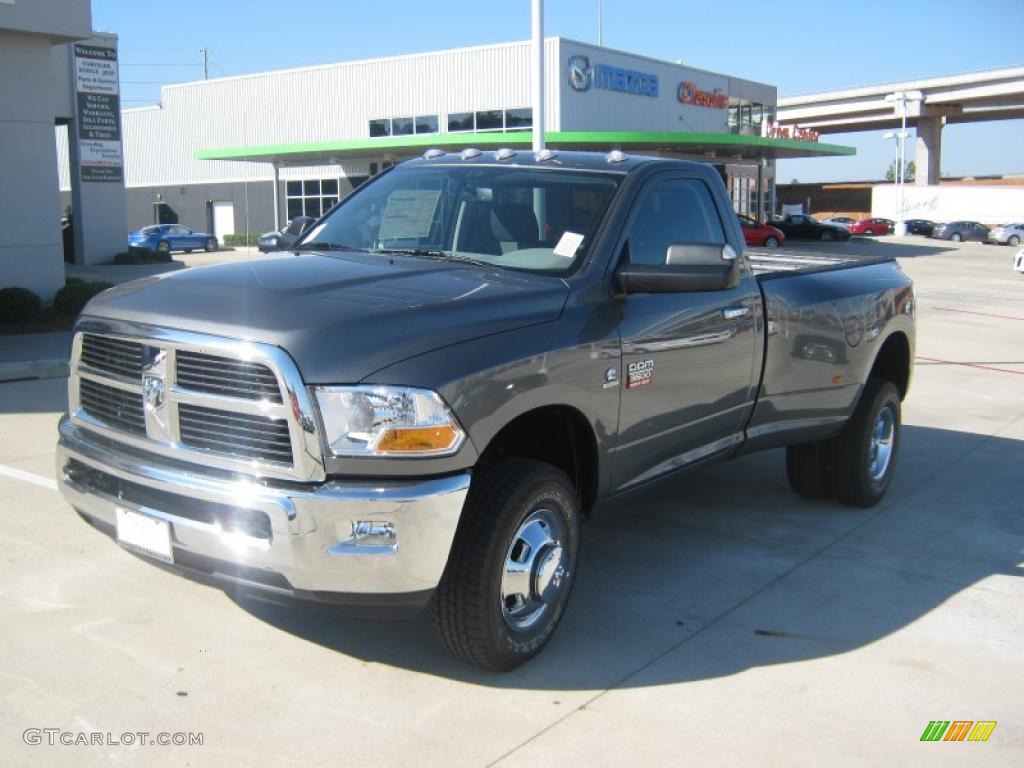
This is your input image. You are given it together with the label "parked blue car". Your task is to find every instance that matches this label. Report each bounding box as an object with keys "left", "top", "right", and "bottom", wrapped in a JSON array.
[{"left": 129, "top": 224, "right": 218, "bottom": 256}]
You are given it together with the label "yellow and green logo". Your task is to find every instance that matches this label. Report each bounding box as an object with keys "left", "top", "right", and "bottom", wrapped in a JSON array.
[{"left": 920, "top": 721, "right": 997, "bottom": 742}]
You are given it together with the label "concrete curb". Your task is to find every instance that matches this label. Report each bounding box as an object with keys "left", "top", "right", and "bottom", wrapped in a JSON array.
[{"left": 0, "top": 359, "right": 69, "bottom": 382}]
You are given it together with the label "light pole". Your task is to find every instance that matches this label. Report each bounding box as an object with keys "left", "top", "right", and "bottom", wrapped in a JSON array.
[
  {"left": 532, "top": 0, "right": 545, "bottom": 152},
  {"left": 884, "top": 90, "right": 922, "bottom": 236},
  {"left": 883, "top": 129, "right": 909, "bottom": 225}
]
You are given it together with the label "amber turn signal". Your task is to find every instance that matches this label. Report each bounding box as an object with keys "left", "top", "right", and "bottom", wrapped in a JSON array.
[{"left": 375, "top": 426, "right": 461, "bottom": 454}]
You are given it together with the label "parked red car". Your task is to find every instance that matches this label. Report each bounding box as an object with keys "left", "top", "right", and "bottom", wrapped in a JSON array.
[
  {"left": 738, "top": 214, "right": 785, "bottom": 248},
  {"left": 848, "top": 218, "right": 894, "bottom": 235}
]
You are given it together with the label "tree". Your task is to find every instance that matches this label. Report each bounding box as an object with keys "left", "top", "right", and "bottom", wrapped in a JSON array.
[{"left": 885, "top": 160, "right": 916, "bottom": 182}]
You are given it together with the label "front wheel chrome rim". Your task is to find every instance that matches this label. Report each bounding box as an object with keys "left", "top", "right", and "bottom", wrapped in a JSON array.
[
  {"left": 500, "top": 508, "right": 568, "bottom": 632},
  {"left": 868, "top": 405, "right": 896, "bottom": 481}
]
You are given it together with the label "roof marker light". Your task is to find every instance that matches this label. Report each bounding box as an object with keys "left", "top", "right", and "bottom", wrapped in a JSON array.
[
  {"left": 460, "top": 148, "right": 482, "bottom": 160},
  {"left": 606, "top": 150, "right": 628, "bottom": 164},
  {"left": 535, "top": 149, "right": 558, "bottom": 162},
  {"left": 423, "top": 148, "right": 445, "bottom": 159},
  {"left": 494, "top": 148, "right": 517, "bottom": 161}
]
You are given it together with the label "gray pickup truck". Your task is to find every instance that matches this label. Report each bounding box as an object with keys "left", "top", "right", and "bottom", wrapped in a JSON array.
[{"left": 57, "top": 150, "right": 914, "bottom": 670}]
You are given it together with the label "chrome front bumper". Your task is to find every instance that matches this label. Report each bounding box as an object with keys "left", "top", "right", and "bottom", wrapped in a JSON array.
[{"left": 56, "top": 417, "right": 469, "bottom": 609}]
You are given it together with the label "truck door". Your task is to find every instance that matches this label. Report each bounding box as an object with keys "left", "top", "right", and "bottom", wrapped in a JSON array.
[{"left": 610, "top": 175, "right": 761, "bottom": 492}]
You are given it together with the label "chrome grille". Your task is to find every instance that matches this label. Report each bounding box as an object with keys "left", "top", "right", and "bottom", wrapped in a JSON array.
[
  {"left": 69, "top": 326, "right": 324, "bottom": 482},
  {"left": 79, "top": 379, "right": 146, "bottom": 435},
  {"left": 179, "top": 404, "right": 293, "bottom": 464},
  {"left": 80, "top": 334, "right": 143, "bottom": 380},
  {"left": 176, "top": 351, "right": 282, "bottom": 402}
]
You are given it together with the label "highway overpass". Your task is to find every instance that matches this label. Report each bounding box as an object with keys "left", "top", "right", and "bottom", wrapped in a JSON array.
[{"left": 777, "top": 67, "right": 1024, "bottom": 184}]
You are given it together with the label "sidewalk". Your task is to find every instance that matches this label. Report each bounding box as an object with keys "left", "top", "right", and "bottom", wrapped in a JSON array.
[
  {"left": 65, "top": 246, "right": 259, "bottom": 286},
  {"left": 0, "top": 332, "right": 73, "bottom": 382}
]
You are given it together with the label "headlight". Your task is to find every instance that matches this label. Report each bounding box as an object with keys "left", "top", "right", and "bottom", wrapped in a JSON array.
[{"left": 314, "top": 386, "right": 465, "bottom": 457}]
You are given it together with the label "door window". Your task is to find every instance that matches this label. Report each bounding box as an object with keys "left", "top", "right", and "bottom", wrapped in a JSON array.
[{"left": 625, "top": 179, "right": 726, "bottom": 265}]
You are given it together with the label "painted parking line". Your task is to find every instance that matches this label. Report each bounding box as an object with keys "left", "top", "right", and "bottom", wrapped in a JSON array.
[
  {"left": 931, "top": 306, "right": 1024, "bottom": 322},
  {"left": 915, "top": 356, "right": 1024, "bottom": 376},
  {"left": 0, "top": 464, "right": 57, "bottom": 491}
]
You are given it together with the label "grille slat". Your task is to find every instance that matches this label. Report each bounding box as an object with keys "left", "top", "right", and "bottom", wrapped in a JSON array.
[
  {"left": 81, "top": 335, "right": 144, "bottom": 380},
  {"left": 80, "top": 379, "right": 146, "bottom": 435},
  {"left": 176, "top": 351, "right": 282, "bottom": 403},
  {"left": 179, "top": 404, "right": 293, "bottom": 465},
  {"left": 180, "top": 419, "right": 290, "bottom": 442}
]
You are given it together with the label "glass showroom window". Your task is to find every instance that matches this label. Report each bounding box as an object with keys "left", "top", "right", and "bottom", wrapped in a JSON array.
[
  {"left": 286, "top": 178, "right": 340, "bottom": 220},
  {"left": 504, "top": 108, "right": 532, "bottom": 130},
  {"left": 447, "top": 108, "right": 532, "bottom": 133},
  {"left": 371, "top": 116, "right": 439, "bottom": 137}
]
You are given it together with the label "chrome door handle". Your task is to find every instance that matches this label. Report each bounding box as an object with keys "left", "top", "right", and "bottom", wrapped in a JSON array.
[{"left": 723, "top": 306, "right": 750, "bottom": 320}]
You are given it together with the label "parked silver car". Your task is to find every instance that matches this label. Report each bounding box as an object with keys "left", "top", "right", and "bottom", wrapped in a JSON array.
[
  {"left": 988, "top": 222, "right": 1024, "bottom": 247},
  {"left": 932, "top": 221, "right": 991, "bottom": 242}
]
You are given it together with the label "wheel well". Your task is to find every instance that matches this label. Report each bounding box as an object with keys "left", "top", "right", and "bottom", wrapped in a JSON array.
[
  {"left": 476, "top": 406, "right": 599, "bottom": 515},
  {"left": 869, "top": 332, "right": 910, "bottom": 399}
]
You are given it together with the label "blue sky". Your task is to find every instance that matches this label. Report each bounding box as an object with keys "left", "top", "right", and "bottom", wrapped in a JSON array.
[{"left": 94, "top": 0, "right": 1024, "bottom": 182}]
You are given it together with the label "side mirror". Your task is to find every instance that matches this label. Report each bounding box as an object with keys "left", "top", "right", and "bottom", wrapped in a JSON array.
[{"left": 616, "top": 243, "right": 741, "bottom": 294}]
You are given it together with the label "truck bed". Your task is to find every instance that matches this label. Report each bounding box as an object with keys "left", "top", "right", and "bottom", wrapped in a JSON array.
[{"left": 748, "top": 251, "right": 892, "bottom": 279}]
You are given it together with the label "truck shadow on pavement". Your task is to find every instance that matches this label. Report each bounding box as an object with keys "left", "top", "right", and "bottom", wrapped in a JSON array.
[{"left": 233, "top": 424, "right": 1023, "bottom": 689}]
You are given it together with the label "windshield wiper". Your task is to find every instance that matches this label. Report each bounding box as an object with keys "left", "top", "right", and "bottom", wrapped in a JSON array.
[
  {"left": 379, "top": 248, "right": 493, "bottom": 268},
  {"left": 292, "top": 242, "right": 367, "bottom": 252}
]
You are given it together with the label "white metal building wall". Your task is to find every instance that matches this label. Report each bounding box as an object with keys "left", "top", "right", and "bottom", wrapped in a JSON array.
[{"left": 92, "top": 39, "right": 560, "bottom": 189}]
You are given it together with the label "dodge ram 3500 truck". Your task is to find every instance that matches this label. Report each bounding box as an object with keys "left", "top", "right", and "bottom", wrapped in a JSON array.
[{"left": 57, "top": 150, "right": 914, "bottom": 670}]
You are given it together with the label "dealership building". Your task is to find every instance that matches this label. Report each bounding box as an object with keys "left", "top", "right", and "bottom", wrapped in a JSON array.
[
  {"left": 2, "top": 7, "right": 852, "bottom": 297},
  {"left": 55, "top": 38, "right": 850, "bottom": 249}
]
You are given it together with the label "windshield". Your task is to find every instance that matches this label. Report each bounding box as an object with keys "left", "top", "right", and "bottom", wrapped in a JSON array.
[{"left": 300, "top": 164, "right": 622, "bottom": 273}]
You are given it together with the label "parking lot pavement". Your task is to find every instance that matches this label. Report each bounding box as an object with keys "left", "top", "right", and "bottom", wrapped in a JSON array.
[{"left": 1, "top": 241, "right": 1021, "bottom": 767}]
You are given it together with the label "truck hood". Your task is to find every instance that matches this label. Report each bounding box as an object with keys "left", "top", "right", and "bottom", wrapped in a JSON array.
[{"left": 82, "top": 251, "right": 570, "bottom": 383}]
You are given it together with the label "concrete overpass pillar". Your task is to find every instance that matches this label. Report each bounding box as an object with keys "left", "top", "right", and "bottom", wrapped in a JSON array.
[{"left": 915, "top": 116, "right": 942, "bottom": 186}]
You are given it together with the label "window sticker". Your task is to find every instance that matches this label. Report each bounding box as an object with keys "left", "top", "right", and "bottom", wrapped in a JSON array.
[
  {"left": 553, "top": 231, "right": 585, "bottom": 258},
  {"left": 378, "top": 189, "right": 442, "bottom": 239}
]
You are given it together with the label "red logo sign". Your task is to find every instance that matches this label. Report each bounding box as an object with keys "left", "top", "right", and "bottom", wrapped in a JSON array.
[
  {"left": 677, "top": 81, "right": 728, "bottom": 109},
  {"left": 762, "top": 121, "right": 820, "bottom": 143}
]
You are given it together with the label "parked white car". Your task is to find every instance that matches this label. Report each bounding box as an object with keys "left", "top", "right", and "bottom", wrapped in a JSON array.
[
  {"left": 820, "top": 216, "right": 854, "bottom": 229},
  {"left": 989, "top": 223, "right": 1024, "bottom": 246}
]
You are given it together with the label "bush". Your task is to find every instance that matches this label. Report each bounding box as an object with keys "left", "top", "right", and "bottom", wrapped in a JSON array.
[
  {"left": 223, "top": 233, "right": 259, "bottom": 247},
  {"left": 53, "top": 279, "right": 115, "bottom": 317},
  {"left": 0, "top": 287, "right": 43, "bottom": 324}
]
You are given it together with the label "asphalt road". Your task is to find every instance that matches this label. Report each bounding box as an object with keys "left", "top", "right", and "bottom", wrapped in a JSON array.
[{"left": 1, "top": 238, "right": 1021, "bottom": 766}]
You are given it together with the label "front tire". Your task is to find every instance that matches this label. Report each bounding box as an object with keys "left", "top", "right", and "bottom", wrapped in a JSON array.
[
  {"left": 764, "top": 236, "right": 780, "bottom": 249},
  {"left": 1009, "top": 235, "right": 1020, "bottom": 247},
  {"left": 830, "top": 379, "right": 901, "bottom": 507},
  {"left": 156, "top": 240, "right": 171, "bottom": 256},
  {"left": 951, "top": 232, "right": 963, "bottom": 242},
  {"left": 431, "top": 459, "right": 579, "bottom": 671},
  {"left": 821, "top": 230, "right": 833, "bottom": 241}
]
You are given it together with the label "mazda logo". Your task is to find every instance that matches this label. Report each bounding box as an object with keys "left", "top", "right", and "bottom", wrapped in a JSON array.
[{"left": 568, "top": 55, "right": 592, "bottom": 92}]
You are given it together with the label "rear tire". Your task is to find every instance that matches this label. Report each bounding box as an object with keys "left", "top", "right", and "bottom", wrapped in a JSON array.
[
  {"left": 830, "top": 379, "right": 901, "bottom": 507},
  {"left": 204, "top": 237, "right": 218, "bottom": 252},
  {"left": 786, "top": 441, "right": 832, "bottom": 499},
  {"left": 431, "top": 458, "right": 579, "bottom": 671}
]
